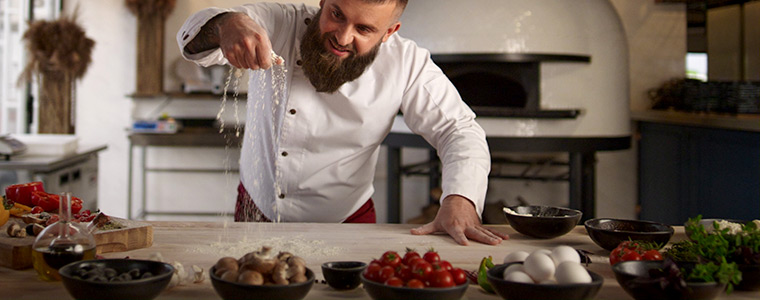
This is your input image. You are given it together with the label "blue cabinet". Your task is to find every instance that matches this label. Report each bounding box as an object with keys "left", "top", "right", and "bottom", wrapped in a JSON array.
[{"left": 638, "top": 122, "right": 760, "bottom": 225}]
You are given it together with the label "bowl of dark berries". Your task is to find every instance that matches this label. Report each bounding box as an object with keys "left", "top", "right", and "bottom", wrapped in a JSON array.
[{"left": 58, "top": 259, "right": 174, "bottom": 300}]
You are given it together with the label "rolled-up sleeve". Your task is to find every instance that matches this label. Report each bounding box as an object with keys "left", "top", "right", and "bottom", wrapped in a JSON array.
[{"left": 399, "top": 44, "right": 491, "bottom": 216}]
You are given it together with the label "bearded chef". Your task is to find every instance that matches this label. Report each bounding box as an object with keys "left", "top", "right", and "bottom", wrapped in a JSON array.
[{"left": 177, "top": 0, "right": 508, "bottom": 246}]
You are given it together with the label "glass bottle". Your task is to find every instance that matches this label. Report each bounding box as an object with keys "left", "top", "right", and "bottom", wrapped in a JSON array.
[{"left": 32, "top": 192, "right": 97, "bottom": 281}]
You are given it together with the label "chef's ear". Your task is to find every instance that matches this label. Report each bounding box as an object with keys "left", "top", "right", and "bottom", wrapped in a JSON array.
[
  {"left": 319, "top": 0, "right": 325, "bottom": 8},
  {"left": 382, "top": 21, "right": 401, "bottom": 43}
]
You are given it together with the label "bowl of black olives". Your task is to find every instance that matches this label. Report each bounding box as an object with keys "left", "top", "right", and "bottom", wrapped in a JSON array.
[{"left": 58, "top": 259, "right": 174, "bottom": 300}]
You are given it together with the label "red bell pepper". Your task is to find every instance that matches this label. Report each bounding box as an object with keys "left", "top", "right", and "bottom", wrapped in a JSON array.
[
  {"left": 4, "top": 182, "right": 44, "bottom": 206},
  {"left": 30, "top": 191, "right": 83, "bottom": 214}
]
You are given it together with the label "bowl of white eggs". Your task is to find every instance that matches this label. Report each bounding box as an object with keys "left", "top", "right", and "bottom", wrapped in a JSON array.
[{"left": 486, "top": 246, "right": 603, "bottom": 300}]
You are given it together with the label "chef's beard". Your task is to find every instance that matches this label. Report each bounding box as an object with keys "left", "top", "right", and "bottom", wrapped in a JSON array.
[{"left": 300, "top": 9, "right": 381, "bottom": 93}]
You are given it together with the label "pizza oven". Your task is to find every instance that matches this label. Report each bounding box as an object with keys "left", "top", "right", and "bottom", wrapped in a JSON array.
[{"left": 397, "top": 0, "right": 631, "bottom": 138}]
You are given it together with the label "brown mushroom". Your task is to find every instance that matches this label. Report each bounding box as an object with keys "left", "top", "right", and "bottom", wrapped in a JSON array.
[
  {"left": 238, "top": 270, "right": 264, "bottom": 285},
  {"left": 220, "top": 269, "right": 239, "bottom": 283}
]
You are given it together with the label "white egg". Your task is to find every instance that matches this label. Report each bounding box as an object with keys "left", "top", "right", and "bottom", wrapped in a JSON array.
[
  {"left": 502, "top": 264, "right": 524, "bottom": 278},
  {"left": 503, "top": 251, "right": 530, "bottom": 264},
  {"left": 551, "top": 245, "right": 581, "bottom": 266},
  {"left": 555, "top": 261, "right": 592, "bottom": 284},
  {"left": 504, "top": 270, "right": 534, "bottom": 284},
  {"left": 523, "top": 252, "right": 555, "bottom": 282}
]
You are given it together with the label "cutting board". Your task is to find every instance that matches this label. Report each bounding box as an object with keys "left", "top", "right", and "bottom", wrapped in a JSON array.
[{"left": 0, "top": 218, "right": 153, "bottom": 270}]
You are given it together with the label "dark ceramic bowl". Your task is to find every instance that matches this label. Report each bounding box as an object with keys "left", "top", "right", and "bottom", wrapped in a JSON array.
[
  {"left": 613, "top": 260, "right": 727, "bottom": 300},
  {"left": 322, "top": 261, "right": 367, "bottom": 290},
  {"left": 486, "top": 262, "right": 603, "bottom": 300},
  {"left": 210, "top": 266, "right": 315, "bottom": 300},
  {"left": 503, "top": 205, "right": 582, "bottom": 239},
  {"left": 360, "top": 272, "right": 467, "bottom": 300},
  {"left": 58, "top": 259, "right": 174, "bottom": 300},
  {"left": 737, "top": 263, "right": 760, "bottom": 291},
  {"left": 584, "top": 218, "right": 674, "bottom": 251}
]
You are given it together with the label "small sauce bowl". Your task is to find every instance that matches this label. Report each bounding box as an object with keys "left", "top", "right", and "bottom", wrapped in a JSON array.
[{"left": 321, "top": 261, "right": 367, "bottom": 290}]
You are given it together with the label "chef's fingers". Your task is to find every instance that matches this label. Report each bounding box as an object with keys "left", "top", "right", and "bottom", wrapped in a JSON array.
[
  {"left": 464, "top": 226, "right": 502, "bottom": 245},
  {"left": 222, "top": 47, "right": 243, "bottom": 69},
  {"left": 255, "top": 43, "right": 273, "bottom": 70},
  {"left": 409, "top": 222, "right": 438, "bottom": 235},
  {"left": 486, "top": 228, "right": 510, "bottom": 240}
]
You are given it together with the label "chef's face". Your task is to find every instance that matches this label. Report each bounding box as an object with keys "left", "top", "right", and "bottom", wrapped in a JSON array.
[
  {"left": 300, "top": 0, "right": 401, "bottom": 93},
  {"left": 318, "top": 0, "right": 401, "bottom": 58}
]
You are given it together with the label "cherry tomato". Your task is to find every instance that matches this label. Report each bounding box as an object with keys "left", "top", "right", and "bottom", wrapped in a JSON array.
[
  {"left": 381, "top": 251, "right": 401, "bottom": 268},
  {"left": 434, "top": 260, "right": 453, "bottom": 272},
  {"left": 428, "top": 269, "right": 455, "bottom": 288},
  {"left": 70, "top": 197, "right": 83, "bottom": 214},
  {"left": 5, "top": 182, "right": 44, "bottom": 206},
  {"left": 363, "top": 263, "right": 382, "bottom": 282},
  {"left": 402, "top": 248, "right": 421, "bottom": 265},
  {"left": 384, "top": 277, "right": 404, "bottom": 287},
  {"left": 450, "top": 268, "right": 467, "bottom": 285},
  {"left": 377, "top": 265, "right": 396, "bottom": 283},
  {"left": 621, "top": 249, "right": 642, "bottom": 262},
  {"left": 406, "top": 279, "right": 425, "bottom": 289},
  {"left": 411, "top": 260, "right": 432, "bottom": 281},
  {"left": 395, "top": 264, "right": 414, "bottom": 282},
  {"left": 642, "top": 249, "right": 663, "bottom": 261},
  {"left": 408, "top": 257, "right": 425, "bottom": 269},
  {"left": 31, "top": 206, "right": 44, "bottom": 214},
  {"left": 423, "top": 249, "right": 440, "bottom": 263}
]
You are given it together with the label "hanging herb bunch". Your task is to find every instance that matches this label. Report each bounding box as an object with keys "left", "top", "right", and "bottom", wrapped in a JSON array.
[
  {"left": 125, "top": 0, "right": 176, "bottom": 18},
  {"left": 19, "top": 11, "right": 95, "bottom": 134}
]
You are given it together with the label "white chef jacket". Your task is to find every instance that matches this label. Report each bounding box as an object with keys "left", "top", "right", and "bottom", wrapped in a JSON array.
[{"left": 177, "top": 3, "right": 490, "bottom": 222}]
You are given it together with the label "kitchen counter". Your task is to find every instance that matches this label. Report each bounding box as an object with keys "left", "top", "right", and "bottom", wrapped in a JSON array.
[
  {"left": 2, "top": 222, "right": 757, "bottom": 299},
  {"left": 631, "top": 110, "right": 760, "bottom": 132}
]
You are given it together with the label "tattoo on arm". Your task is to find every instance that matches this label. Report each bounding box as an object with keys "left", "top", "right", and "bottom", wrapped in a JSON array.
[{"left": 184, "top": 13, "right": 229, "bottom": 55}]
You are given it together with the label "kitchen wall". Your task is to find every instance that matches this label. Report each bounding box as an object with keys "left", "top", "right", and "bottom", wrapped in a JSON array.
[{"left": 62, "top": 0, "right": 686, "bottom": 222}]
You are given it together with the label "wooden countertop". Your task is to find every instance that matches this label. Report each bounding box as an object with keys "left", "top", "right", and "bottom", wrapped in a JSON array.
[
  {"left": 1, "top": 222, "right": 757, "bottom": 300},
  {"left": 632, "top": 110, "right": 760, "bottom": 132}
]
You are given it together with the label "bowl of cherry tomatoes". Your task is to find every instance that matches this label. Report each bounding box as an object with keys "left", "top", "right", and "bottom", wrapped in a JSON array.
[
  {"left": 584, "top": 218, "right": 673, "bottom": 251},
  {"left": 360, "top": 248, "right": 468, "bottom": 300},
  {"left": 609, "top": 241, "right": 664, "bottom": 266}
]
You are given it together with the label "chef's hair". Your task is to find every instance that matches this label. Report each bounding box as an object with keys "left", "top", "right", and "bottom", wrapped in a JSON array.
[{"left": 363, "top": 0, "right": 408, "bottom": 19}]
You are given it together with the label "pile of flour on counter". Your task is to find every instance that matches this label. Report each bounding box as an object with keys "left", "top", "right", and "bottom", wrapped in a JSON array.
[{"left": 187, "top": 235, "right": 345, "bottom": 259}]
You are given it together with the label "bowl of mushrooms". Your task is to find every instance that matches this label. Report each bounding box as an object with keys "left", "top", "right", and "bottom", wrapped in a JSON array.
[{"left": 209, "top": 246, "right": 314, "bottom": 300}]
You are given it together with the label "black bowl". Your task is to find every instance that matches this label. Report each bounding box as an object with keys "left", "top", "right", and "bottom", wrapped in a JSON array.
[
  {"left": 210, "top": 266, "right": 314, "bottom": 300},
  {"left": 360, "top": 272, "right": 467, "bottom": 300},
  {"left": 584, "top": 218, "right": 674, "bottom": 251},
  {"left": 613, "top": 260, "right": 727, "bottom": 300},
  {"left": 486, "top": 262, "right": 603, "bottom": 300},
  {"left": 58, "top": 259, "right": 174, "bottom": 300},
  {"left": 503, "top": 205, "right": 582, "bottom": 239},
  {"left": 737, "top": 263, "right": 760, "bottom": 291},
  {"left": 322, "top": 261, "right": 367, "bottom": 290}
]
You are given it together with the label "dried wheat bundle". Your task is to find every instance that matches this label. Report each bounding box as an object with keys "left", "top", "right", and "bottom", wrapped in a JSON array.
[
  {"left": 125, "top": 0, "right": 176, "bottom": 18},
  {"left": 19, "top": 13, "right": 94, "bottom": 84}
]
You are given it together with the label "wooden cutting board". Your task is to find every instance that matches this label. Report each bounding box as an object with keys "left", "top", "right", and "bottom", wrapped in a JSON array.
[{"left": 0, "top": 218, "right": 152, "bottom": 270}]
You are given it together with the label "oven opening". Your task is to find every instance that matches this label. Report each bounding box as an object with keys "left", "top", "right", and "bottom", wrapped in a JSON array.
[{"left": 449, "top": 72, "right": 528, "bottom": 109}]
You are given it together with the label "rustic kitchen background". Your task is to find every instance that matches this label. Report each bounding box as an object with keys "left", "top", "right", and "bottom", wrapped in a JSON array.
[{"left": 0, "top": 0, "right": 757, "bottom": 223}]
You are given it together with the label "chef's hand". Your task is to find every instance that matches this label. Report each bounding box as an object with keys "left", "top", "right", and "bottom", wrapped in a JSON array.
[
  {"left": 186, "top": 12, "right": 276, "bottom": 70},
  {"left": 410, "top": 195, "right": 509, "bottom": 246}
]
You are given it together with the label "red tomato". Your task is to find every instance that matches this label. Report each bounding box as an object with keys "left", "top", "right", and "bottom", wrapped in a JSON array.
[
  {"left": 395, "top": 264, "right": 414, "bottom": 282},
  {"left": 70, "top": 197, "right": 83, "bottom": 215},
  {"left": 621, "top": 249, "right": 642, "bottom": 262},
  {"left": 642, "top": 249, "right": 663, "bottom": 261},
  {"left": 5, "top": 182, "right": 44, "bottom": 206},
  {"left": 433, "top": 260, "right": 453, "bottom": 272},
  {"left": 411, "top": 260, "right": 433, "bottom": 281},
  {"left": 406, "top": 279, "right": 425, "bottom": 289},
  {"left": 381, "top": 251, "right": 401, "bottom": 268},
  {"left": 402, "top": 248, "right": 421, "bottom": 265},
  {"left": 384, "top": 277, "right": 404, "bottom": 287},
  {"left": 31, "top": 206, "right": 44, "bottom": 214},
  {"left": 450, "top": 268, "right": 467, "bottom": 285},
  {"left": 408, "top": 257, "right": 425, "bottom": 269},
  {"left": 428, "top": 269, "right": 455, "bottom": 288},
  {"left": 377, "top": 265, "right": 396, "bottom": 283},
  {"left": 31, "top": 191, "right": 60, "bottom": 212},
  {"left": 363, "top": 263, "right": 382, "bottom": 282},
  {"left": 423, "top": 249, "right": 440, "bottom": 263}
]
